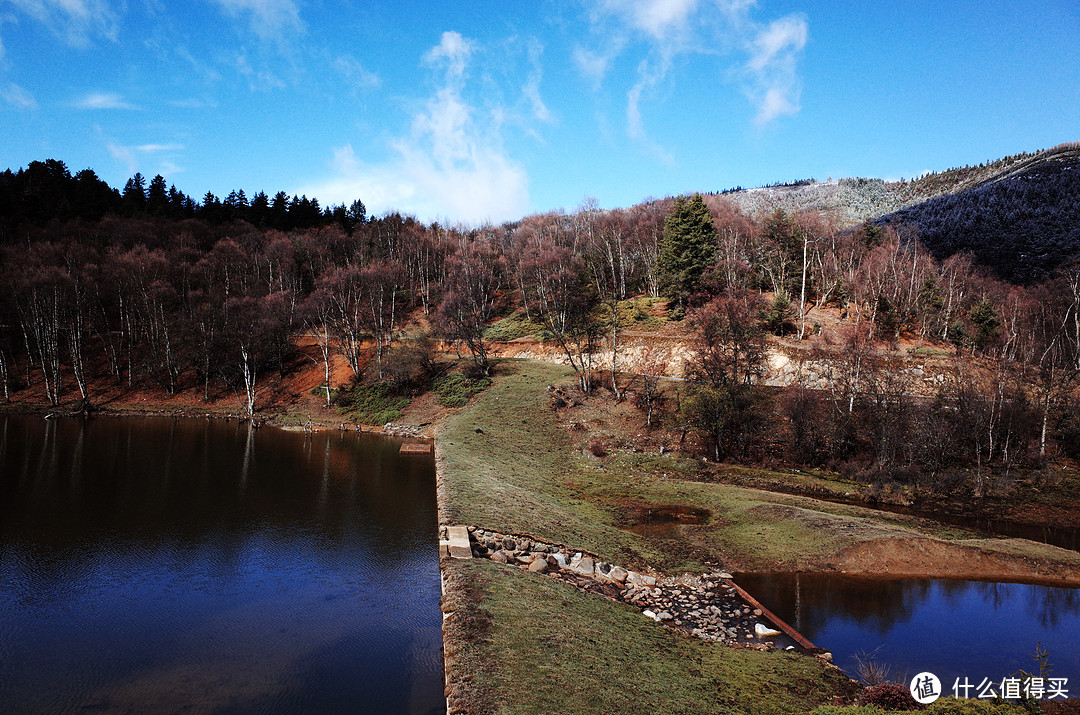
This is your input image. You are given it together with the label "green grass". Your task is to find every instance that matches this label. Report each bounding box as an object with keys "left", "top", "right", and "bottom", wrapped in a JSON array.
[
  {"left": 438, "top": 358, "right": 1080, "bottom": 712},
  {"left": 439, "top": 360, "right": 1080, "bottom": 573},
  {"left": 337, "top": 382, "right": 410, "bottom": 425},
  {"left": 433, "top": 373, "right": 491, "bottom": 408},
  {"left": 440, "top": 361, "right": 897, "bottom": 572},
  {"left": 446, "top": 558, "right": 856, "bottom": 715},
  {"left": 483, "top": 310, "right": 549, "bottom": 341}
]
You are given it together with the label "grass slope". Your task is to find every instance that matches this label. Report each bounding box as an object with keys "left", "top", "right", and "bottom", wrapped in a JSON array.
[
  {"left": 444, "top": 558, "right": 856, "bottom": 715},
  {"left": 437, "top": 359, "right": 1080, "bottom": 576}
]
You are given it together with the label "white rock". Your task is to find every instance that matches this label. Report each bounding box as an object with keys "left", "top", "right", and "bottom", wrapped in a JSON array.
[{"left": 754, "top": 623, "right": 782, "bottom": 638}]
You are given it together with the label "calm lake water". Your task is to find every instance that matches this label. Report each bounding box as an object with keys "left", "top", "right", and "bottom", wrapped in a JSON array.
[
  {"left": 0, "top": 415, "right": 445, "bottom": 714},
  {"left": 737, "top": 572, "right": 1080, "bottom": 691}
]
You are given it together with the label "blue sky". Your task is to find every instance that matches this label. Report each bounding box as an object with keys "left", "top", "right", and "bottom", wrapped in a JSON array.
[{"left": 1, "top": 0, "right": 1078, "bottom": 225}]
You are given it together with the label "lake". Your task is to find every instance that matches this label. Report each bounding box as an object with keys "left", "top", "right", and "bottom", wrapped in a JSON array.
[
  {"left": 737, "top": 572, "right": 1080, "bottom": 695},
  {"left": 0, "top": 415, "right": 445, "bottom": 714}
]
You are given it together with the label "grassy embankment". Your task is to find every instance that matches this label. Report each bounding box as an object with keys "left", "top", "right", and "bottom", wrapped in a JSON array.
[
  {"left": 437, "top": 359, "right": 1080, "bottom": 713},
  {"left": 438, "top": 359, "right": 1080, "bottom": 579}
]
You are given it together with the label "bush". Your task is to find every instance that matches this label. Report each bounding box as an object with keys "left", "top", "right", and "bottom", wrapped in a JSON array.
[
  {"left": 858, "top": 683, "right": 922, "bottom": 711},
  {"left": 587, "top": 437, "right": 607, "bottom": 457},
  {"left": 433, "top": 373, "right": 491, "bottom": 408},
  {"left": 379, "top": 345, "right": 434, "bottom": 393},
  {"left": 338, "top": 382, "right": 410, "bottom": 425}
]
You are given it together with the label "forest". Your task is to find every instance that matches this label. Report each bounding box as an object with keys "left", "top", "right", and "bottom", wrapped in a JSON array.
[
  {"left": 2, "top": 157, "right": 1080, "bottom": 499},
  {"left": 878, "top": 145, "right": 1080, "bottom": 283}
]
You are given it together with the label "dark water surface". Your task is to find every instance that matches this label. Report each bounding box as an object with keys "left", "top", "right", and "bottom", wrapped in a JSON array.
[
  {"left": 0, "top": 415, "right": 444, "bottom": 714},
  {"left": 737, "top": 572, "right": 1080, "bottom": 690}
]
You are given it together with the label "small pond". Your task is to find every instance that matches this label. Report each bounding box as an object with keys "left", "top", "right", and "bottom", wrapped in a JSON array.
[
  {"left": 0, "top": 415, "right": 445, "bottom": 714},
  {"left": 737, "top": 572, "right": 1080, "bottom": 691}
]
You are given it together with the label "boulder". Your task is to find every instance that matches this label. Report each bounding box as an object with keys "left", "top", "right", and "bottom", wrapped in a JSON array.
[
  {"left": 490, "top": 551, "right": 509, "bottom": 564},
  {"left": 754, "top": 623, "right": 782, "bottom": 638},
  {"left": 528, "top": 558, "right": 549, "bottom": 574},
  {"left": 608, "top": 566, "right": 628, "bottom": 583},
  {"left": 568, "top": 554, "right": 595, "bottom": 577}
]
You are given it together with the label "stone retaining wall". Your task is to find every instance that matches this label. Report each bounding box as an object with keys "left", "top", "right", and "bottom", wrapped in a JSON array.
[{"left": 442, "top": 525, "right": 830, "bottom": 656}]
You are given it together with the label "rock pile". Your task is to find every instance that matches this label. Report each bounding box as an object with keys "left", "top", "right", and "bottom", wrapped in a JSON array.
[{"left": 463, "top": 526, "right": 797, "bottom": 651}]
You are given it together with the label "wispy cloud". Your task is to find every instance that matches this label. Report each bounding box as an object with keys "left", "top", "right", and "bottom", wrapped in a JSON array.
[
  {"left": 522, "top": 39, "right": 552, "bottom": 123},
  {"left": 579, "top": 0, "right": 810, "bottom": 144},
  {"left": 302, "top": 31, "right": 529, "bottom": 226},
  {"left": 107, "top": 140, "right": 185, "bottom": 174},
  {"left": 75, "top": 92, "right": 139, "bottom": 110},
  {"left": 2, "top": 82, "right": 38, "bottom": 109},
  {"left": 422, "top": 30, "right": 473, "bottom": 82},
  {"left": 597, "top": 0, "right": 700, "bottom": 44},
  {"left": 5, "top": 0, "right": 119, "bottom": 47},
  {"left": 333, "top": 54, "right": 381, "bottom": 92},
  {"left": 210, "top": 0, "right": 302, "bottom": 42},
  {"left": 743, "top": 15, "right": 807, "bottom": 125},
  {"left": 235, "top": 53, "right": 286, "bottom": 90}
]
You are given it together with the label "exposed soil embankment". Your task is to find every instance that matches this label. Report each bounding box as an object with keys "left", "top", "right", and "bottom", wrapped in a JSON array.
[{"left": 829, "top": 536, "right": 1080, "bottom": 586}]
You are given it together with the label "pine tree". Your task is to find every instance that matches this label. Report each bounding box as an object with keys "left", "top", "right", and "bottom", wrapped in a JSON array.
[{"left": 657, "top": 193, "right": 717, "bottom": 310}]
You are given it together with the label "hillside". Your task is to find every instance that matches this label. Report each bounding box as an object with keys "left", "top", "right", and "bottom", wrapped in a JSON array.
[
  {"left": 877, "top": 143, "right": 1080, "bottom": 283},
  {"left": 711, "top": 148, "right": 1044, "bottom": 228}
]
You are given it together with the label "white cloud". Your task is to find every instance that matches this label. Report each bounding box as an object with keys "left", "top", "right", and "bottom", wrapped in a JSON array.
[
  {"left": 581, "top": 0, "right": 810, "bottom": 141},
  {"left": 572, "top": 47, "right": 611, "bottom": 87},
  {"left": 522, "top": 40, "right": 551, "bottom": 123},
  {"left": 211, "top": 0, "right": 302, "bottom": 41},
  {"left": 107, "top": 140, "right": 185, "bottom": 174},
  {"left": 235, "top": 53, "right": 286, "bottom": 90},
  {"left": 423, "top": 30, "right": 473, "bottom": 82},
  {"left": 597, "top": 0, "right": 699, "bottom": 43},
  {"left": 5, "top": 0, "right": 119, "bottom": 46},
  {"left": 2, "top": 82, "right": 38, "bottom": 109},
  {"left": 333, "top": 55, "right": 380, "bottom": 92},
  {"left": 748, "top": 15, "right": 807, "bottom": 71},
  {"left": 744, "top": 14, "right": 807, "bottom": 125},
  {"left": 75, "top": 92, "right": 139, "bottom": 110},
  {"left": 136, "top": 143, "right": 185, "bottom": 153},
  {"left": 107, "top": 142, "right": 137, "bottom": 172},
  {"left": 302, "top": 33, "right": 529, "bottom": 226}
]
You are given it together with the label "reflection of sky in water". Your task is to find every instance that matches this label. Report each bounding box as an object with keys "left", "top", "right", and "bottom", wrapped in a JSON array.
[
  {"left": 739, "top": 573, "right": 1080, "bottom": 688},
  {"left": 0, "top": 416, "right": 444, "bottom": 714}
]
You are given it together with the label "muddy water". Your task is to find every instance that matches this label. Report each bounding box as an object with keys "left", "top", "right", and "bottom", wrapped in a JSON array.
[
  {"left": 0, "top": 415, "right": 445, "bottom": 714},
  {"left": 737, "top": 572, "right": 1080, "bottom": 690}
]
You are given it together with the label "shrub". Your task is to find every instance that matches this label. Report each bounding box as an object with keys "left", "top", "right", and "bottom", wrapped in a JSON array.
[
  {"left": 433, "top": 373, "right": 491, "bottom": 408},
  {"left": 858, "top": 683, "right": 922, "bottom": 711},
  {"left": 338, "top": 382, "right": 410, "bottom": 425},
  {"left": 587, "top": 437, "right": 607, "bottom": 457}
]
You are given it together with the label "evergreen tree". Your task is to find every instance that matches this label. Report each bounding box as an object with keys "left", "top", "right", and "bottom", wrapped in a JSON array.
[
  {"left": 657, "top": 193, "right": 717, "bottom": 310},
  {"left": 122, "top": 172, "right": 147, "bottom": 214},
  {"left": 147, "top": 174, "right": 168, "bottom": 216}
]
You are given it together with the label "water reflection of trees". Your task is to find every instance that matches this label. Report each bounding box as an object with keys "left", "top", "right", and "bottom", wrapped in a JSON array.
[
  {"left": 743, "top": 574, "right": 935, "bottom": 636},
  {"left": 0, "top": 415, "right": 438, "bottom": 584},
  {"left": 738, "top": 574, "right": 1080, "bottom": 640}
]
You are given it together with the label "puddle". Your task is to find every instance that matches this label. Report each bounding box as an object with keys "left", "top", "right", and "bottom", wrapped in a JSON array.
[{"left": 619, "top": 504, "right": 710, "bottom": 538}]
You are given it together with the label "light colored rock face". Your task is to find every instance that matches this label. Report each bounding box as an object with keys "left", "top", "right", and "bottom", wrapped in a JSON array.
[{"left": 608, "top": 566, "right": 629, "bottom": 583}]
